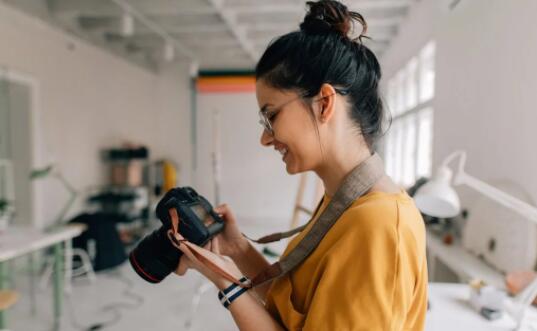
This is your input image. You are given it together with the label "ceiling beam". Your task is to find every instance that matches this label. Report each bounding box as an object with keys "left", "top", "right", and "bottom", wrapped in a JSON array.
[
  {"left": 43, "top": 0, "right": 414, "bottom": 70},
  {"left": 207, "top": 0, "right": 258, "bottom": 62},
  {"left": 228, "top": 1, "right": 413, "bottom": 15},
  {"left": 251, "top": 29, "right": 394, "bottom": 46},
  {"left": 76, "top": 16, "right": 400, "bottom": 37},
  {"left": 126, "top": 34, "right": 239, "bottom": 48},
  {"left": 240, "top": 16, "right": 403, "bottom": 29},
  {"left": 49, "top": 0, "right": 412, "bottom": 18},
  {"left": 108, "top": 0, "right": 196, "bottom": 60},
  {"left": 50, "top": 0, "right": 214, "bottom": 17},
  {"left": 77, "top": 16, "right": 229, "bottom": 35}
]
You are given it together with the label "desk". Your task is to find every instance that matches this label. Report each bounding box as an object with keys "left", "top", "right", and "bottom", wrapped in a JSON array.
[
  {"left": 427, "top": 283, "right": 537, "bottom": 330},
  {"left": 427, "top": 229, "right": 505, "bottom": 288},
  {"left": 0, "top": 225, "right": 85, "bottom": 330}
]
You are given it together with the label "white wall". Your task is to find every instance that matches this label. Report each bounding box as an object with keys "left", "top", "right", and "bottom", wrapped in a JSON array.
[
  {"left": 196, "top": 92, "right": 317, "bottom": 231},
  {"left": 380, "top": 0, "right": 437, "bottom": 80},
  {"left": 381, "top": 0, "right": 537, "bottom": 205},
  {"left": 0, "top": 3, "right": 192, "bottom": 228}
]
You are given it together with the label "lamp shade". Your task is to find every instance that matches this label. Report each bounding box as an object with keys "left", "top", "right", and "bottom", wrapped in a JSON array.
[{"left": 414, "top": 166, "right": 461, "bottom": 218}]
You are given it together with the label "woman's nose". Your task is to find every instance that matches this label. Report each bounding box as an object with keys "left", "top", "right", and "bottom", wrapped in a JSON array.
[{"left": 260, "top": 129, "right": 273, "bottom": 147}]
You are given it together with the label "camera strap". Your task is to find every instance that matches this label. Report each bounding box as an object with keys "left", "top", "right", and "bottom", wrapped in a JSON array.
[
  {"left": 250, "top": 152, "right": 385, "bottom": 287},
  {"left": 243, "top": 200, "right": 324, "bottom": 244},
  {"left": 168, "top": 209, "right": 249, "bottom": 288}
]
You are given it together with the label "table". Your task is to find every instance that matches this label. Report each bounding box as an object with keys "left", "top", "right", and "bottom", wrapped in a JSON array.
[
  {"left": 427, "top": 283, "right": 537, "bottom": 330},
  {"left": 0, "top": 224, "right": 85, "bottom": 330},
  {"left": 427, "top": 229, "right": 505, "bottom": 288}
]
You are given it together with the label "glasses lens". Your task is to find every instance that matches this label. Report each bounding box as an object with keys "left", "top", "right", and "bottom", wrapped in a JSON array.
[{"left": 258, "top": 111, "right": 272, "bottom": 135}]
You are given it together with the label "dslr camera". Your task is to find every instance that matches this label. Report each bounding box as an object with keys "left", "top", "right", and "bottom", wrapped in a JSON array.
[{"left": 129, "top": 187, "right": 224, "bottom": 283}]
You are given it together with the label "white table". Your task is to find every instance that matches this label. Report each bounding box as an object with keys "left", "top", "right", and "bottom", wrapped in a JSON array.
[
  {"left": 427, "top": 283, "right": 537, "bottom": 331},
  {"left": 426, "top": 229, "right": 506, "bottom": 288},
  {"left": 0, "top": 224, "right": 85, "bottom": 330}
]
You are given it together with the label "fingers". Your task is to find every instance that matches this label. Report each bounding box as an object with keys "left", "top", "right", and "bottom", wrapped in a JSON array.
[
  {"left": 214, "top": 204, "right": 236, "bottom": 223},
  {"left": 175, "top": 256, "right": 190, "bottom": 276},
  {"left": 211, "top": 237, "right": 221, "bottom": 255},
  {"left": 167, "top": 229, "right": 199, "bottom": 265},
  {"left": 176, "top": 238, "right": 201, "bottom": 265}
]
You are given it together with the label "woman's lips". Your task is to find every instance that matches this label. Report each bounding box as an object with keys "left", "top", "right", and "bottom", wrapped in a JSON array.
[{"left": 275, "top": 145, "right": 288, "bottom": 160}]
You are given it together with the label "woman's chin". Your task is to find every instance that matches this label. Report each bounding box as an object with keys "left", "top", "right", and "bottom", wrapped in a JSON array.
[
  {"left": 284, "top": 160, "right": 296, "bottom": 174},
  {"left": 284, "top": 159, "right": 302, "bottom": 175},
  {"left": 286, "top": 166, "right": 298, "bottom": 175}
]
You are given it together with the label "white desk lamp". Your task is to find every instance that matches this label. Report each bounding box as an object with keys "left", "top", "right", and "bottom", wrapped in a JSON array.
[{"left": 414, "top": 150, "right": 537, "bottom": 329}]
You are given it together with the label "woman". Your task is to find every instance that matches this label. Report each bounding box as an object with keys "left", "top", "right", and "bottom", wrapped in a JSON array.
[{"left": 173, "top": 1, "right": 428, "bottom": 330}]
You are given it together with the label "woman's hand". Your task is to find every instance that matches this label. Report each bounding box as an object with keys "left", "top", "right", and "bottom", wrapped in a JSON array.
[
  {"left": 211, "top": 204, "right": 250, "bottom": 260},
  {"left": 173, "top": 234, "right": 285, "bottom": 331},
  {"left": 171, "top": 204, "right": 272, "bottom": 299},
  {"left": 173, "top": 231, "right": 243, "bottom": 289},
  {"left": 169, "top": 211, "right": 283, "bottom": 331}
]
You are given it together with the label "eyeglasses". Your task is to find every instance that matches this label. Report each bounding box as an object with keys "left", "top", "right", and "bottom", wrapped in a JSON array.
[{"left": 258, "top": 88, "right": 349, "bottom": 136}]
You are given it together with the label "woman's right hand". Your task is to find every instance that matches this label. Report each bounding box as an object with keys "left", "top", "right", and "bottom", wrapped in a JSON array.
[{"left": 212, "top": 204, "right": 250, "bottom": 260}]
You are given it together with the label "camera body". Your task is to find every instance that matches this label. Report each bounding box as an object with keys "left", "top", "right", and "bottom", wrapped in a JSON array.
[
  {"left": 156, "top": 187, "right": 224, "bottom": 247},
  {"left": 129, "top": 187, "right": 224, "bottom": 283}
]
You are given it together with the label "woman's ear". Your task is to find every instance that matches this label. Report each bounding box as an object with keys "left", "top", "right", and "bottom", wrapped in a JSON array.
[{"left": 318, "top": 83, "right": 337, "bottom": 122}]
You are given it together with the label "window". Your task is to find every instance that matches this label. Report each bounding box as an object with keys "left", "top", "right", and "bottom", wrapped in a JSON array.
[
  {"left": 395, "top": 70, "right": 406, "bottom": 115},
  {"left": 416, "top": 108, "right": 433, "bottom": 178},
  {"left": 384, "top": 41, "right": 435, "bottom": 187},
  {"left": 419, "top": 42, "right": 435, "bottom": 103},
  {"left": 405, "top": 58, "right": 418, "bottom": 110}
]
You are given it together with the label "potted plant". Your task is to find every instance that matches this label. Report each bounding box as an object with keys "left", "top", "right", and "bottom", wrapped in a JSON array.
[{"left": 0, "top": 198, "right": 12, "bottom": 231}]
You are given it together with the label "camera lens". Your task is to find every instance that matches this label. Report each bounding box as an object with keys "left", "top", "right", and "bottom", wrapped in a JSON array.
[{"left": 129, "top": 226, "right": 182, "bottom": 283}]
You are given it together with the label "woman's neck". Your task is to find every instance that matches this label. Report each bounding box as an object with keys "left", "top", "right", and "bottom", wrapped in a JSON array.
[{"left": 315, "top": 148, "right": 372, "bottom": 198}]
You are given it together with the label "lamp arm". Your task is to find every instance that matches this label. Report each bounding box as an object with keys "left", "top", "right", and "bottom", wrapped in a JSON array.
[
  {"left": 54, "top": 172, "right": 76, "bottom": 195},
  {"left": 53, "top": 193, "right": 77, "bottom": 228},
  {"left": 442, "top": 150, "right": 537, "bottom": 223},
  {"left": 52, "top": 172, "right": 77, "bottom": 226},
  {"left": 507, "top": 275, "right": 537, "bottom": 330},
  {"left": 441, "top": 150, "right": 537, "bottom": 328},
  {"left": 441, "top": 150, "right": 467, "bottom": 170},
  {"left": 456, "top": 171, "right": 537, "bottom": 225}
]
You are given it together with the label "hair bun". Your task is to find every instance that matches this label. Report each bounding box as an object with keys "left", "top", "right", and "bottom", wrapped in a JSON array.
[{"left": 300, "top": 0, "right": 368, "bottom": 42}]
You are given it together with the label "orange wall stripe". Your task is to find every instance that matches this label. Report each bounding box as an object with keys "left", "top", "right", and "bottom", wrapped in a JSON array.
[{"left": 197, "top": 75, "right": 256, "bottom": 94}]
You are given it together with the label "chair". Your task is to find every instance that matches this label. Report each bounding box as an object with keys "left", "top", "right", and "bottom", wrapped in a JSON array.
[
  {"left": 0, "top": 290, "right": 18, "bottom": 311},
  {"left": 38, "top": 223, "right": 96, "bottom": 293}
]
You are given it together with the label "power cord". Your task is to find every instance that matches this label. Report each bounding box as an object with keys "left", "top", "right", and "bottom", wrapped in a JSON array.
[{"left": 66, "top": 269, "right": 144, "bottom": 331}]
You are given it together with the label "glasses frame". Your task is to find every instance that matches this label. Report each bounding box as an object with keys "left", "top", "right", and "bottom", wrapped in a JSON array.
[{"left": 258, "top": 88, "right": 349, "bottom": 136}]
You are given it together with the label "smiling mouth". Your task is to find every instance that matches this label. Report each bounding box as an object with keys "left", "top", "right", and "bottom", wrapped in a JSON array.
[{"left": 277, "top": 147, "right": 288, "bottom": 159}]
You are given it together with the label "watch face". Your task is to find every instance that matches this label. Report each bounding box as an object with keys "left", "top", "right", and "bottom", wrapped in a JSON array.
[{"left": 191, "top": 204, "right": 215, "bottom": 228}]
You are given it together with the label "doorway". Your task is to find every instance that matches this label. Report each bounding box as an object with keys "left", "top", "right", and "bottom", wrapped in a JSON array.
[{"left": 0, "top": 68, "right": 35, "bottom": 226}]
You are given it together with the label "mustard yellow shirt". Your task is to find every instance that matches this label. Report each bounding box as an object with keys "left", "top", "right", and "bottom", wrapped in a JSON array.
[{"left": 265, "top": 190, "right": 428, "bottom": 330}]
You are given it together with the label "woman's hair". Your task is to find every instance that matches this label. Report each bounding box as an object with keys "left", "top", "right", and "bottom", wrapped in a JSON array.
[{"left": 255, "top": 0, "right": 389, "bottom": 150}]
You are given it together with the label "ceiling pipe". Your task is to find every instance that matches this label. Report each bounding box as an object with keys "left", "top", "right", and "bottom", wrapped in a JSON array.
[{"left": 109, "top": 0, "right": 196, "bottom": 61}]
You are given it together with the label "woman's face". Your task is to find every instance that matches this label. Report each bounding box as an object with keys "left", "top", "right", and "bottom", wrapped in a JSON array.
[{"left": 256, "top": 80, "right": 323, "bottom": 174}]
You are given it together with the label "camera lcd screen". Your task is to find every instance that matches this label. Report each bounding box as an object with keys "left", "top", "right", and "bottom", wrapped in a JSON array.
[{"left": 191, "top": 205, "right": 215, "bottom": 228}]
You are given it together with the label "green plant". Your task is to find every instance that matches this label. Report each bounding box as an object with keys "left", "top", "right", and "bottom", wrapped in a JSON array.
[{"left": 0, "top": 198, "right": 9, "bottom": 213}]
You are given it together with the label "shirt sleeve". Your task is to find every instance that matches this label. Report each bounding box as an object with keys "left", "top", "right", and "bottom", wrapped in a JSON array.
[{"left": 302, "top": 204, "right": 408, "bottom": 331}]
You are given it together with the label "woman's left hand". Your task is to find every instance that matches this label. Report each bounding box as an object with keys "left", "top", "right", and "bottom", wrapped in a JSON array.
[{"left": 172, "top": 232, "right": 243, "bottom": 289}]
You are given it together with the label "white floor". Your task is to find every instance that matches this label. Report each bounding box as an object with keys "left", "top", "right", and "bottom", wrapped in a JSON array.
[
  {"left": 5, "top": 223, "right": 286, "bottom": 331},
  {"left": 6, "top": 249, "right": 537, "bottom": 331},
  {"left": 6, "top": 262, "right": 238, "bottom": 331}
]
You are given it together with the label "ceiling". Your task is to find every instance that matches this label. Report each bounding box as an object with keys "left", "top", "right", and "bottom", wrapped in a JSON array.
[{"left": 4, "top": 0, "right": 417, "bottom": 72}]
